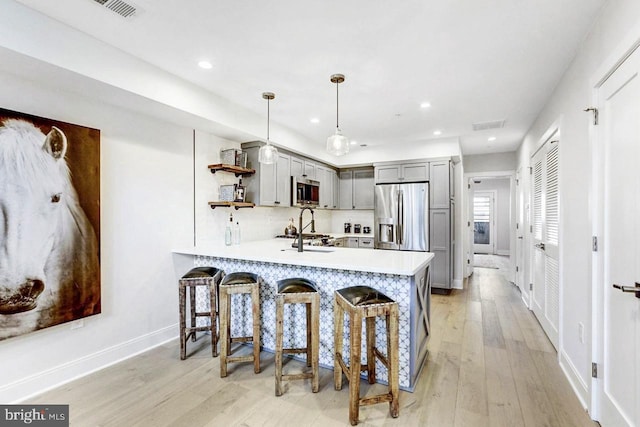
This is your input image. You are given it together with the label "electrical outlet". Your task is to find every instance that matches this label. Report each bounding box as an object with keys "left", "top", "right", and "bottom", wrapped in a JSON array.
[{"left": 578, "top": 322, "right": 584, "bottom": 343}]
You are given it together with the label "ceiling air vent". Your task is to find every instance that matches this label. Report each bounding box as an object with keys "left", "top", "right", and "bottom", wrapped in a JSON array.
[
  {"left": 472, "top": 119, "right": 506, "bottom": 131},
  {"left": 92, "top": 0, "right": 137, "bottom": 18}
]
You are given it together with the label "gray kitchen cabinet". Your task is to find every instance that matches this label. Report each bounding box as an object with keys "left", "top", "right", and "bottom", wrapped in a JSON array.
[
  {"left": 316, "top": 165, "right": 335, "bottom": 209},
  {"left": 429, "top": 161, "right": 451, "bottom": 209},
  {"left": 243, "top": 146, "right": 290, "bottom": 207},
  {"left": 374, "top": 161, "right": 429, "bottom": 183},
  {"left": 345, "top": 237, "right": 359, "bottom": 248},
  {"left": 429, "top": 209, "right": 451, "bottom": 289},
  {"left": 339, "top": 168, "right": 374, "bottom": 209},
  {"left": 358, "top": 237, "right": 374, "bottom": 248},
  {"left": 331, "top": 169, "right": 339, "bottom": 209},
  {"left": 290, "top": 156, "right": 316, "bottom": 179},
  {"left": 290, "top": 156, "right": 303, "bottom": 177}
]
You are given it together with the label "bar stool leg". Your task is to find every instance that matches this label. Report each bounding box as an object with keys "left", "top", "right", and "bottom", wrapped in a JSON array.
[
  {"left": 219, "top": 287, "right": 230, "bottom": 378},
  {"left": 179, "top": 284, "right": 187, "bottom": 360},
  {"left": 366, "top": 317, "right": 376, "bottom": 384},
  {"left": 251, "top": 282, "right": 261, "bottom": 374},
  {"left": 306, "top": 302, "right": 312, "bottom": 367},
  {"left": 389, "top": 306, "right": 400, "bottom": 418},
  {"left": 311, "top": 293, "right": 320, "bottom": 393},
  {"left": 334, "top": 298, "right": 344, "bottom": 391},
  {"left": 349, "top": 311, "right": 363, "bottom": 426},
  {"left": 209, "top": 281, "right": 218, "bottom": 358},
  {"left": 189, "top": 286, "right": 197, "bottom": 342},
  {"left": 275, "top": 295, "right": 284, "bottom": 396}
]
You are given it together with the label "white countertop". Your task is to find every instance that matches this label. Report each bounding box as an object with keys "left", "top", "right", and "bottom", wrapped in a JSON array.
[{"left": 173, "top": 239, "right": 433, "bottom": 276}]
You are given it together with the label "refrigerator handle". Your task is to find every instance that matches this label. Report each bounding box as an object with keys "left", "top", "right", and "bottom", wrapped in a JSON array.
[{"left": 397, "top": 190, "right": 404, "bottom": 245}]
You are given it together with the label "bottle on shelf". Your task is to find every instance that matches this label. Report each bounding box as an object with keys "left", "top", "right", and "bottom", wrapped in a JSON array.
[
  {"left": 233, "top": 221, "right": 241, "bottom": 245},
  {"left": 234, "top": 179, "right": 246, "bottom": 202},
  {"left": 225, "top": 213, "right": 233, "bottom": 246}
]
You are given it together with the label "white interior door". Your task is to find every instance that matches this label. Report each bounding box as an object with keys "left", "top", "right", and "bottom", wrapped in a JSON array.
[
  {"left": 516, "top": 168, "right": 525, "bottom": 290},
  {"left": 594, "top": 45, "right": 640, "bottom": 427},
  {"left": 473, "top": 191, "right": 495, "bottom": 254},
  {"left": 530, "top": 136, "right": 560, "bottom": 349}
]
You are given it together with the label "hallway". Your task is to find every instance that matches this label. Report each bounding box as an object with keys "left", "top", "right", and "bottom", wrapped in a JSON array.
[{"left": 30, "top": 267, "right": 594, "bottom": 426}]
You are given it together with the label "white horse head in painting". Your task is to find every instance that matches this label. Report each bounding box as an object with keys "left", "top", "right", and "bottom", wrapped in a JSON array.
[{"left": 0, "top": 118, "right": 100, "bottom": 340}]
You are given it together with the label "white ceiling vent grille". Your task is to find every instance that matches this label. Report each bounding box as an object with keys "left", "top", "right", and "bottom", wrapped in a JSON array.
[
  {"left": 92, "top": 0, "right": 137, "bottom": 18},
  {"left": 472, "top": 119, "right": 506, "bottom": 131}
]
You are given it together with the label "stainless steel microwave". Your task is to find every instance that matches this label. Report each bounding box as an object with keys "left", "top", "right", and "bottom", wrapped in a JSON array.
[{"left": 291, "top": 176, "right": 320, "bottom": 207}]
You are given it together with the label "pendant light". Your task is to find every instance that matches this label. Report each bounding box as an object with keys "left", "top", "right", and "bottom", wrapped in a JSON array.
[
  {"left": 258, "top": 92, "right": 278, "bottom": 164},
  {"left": 326, "top": 73, "right": 350, "bottom": 156}
]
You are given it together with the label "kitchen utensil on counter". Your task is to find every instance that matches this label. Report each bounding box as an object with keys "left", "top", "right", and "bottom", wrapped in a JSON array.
[
  {"left": 344, "top": 222, "right": 351, "bottom": 233},
  {"left": 363, "top": 226, "right": 371, "bottom": 234},
  {"left": 284, "top": 218, "right": 297, "bottom": 236},
  {"left": 354, "top": 224, "right": 361, "bottom": 233}
]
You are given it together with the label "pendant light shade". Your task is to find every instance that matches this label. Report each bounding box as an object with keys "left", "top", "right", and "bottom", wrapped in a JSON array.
[
  {"left": 326, "top": 74, "right": 350, "bottom": 156},
  {"left": 259, "top": 92, "right": 278, "bottom": 164}
]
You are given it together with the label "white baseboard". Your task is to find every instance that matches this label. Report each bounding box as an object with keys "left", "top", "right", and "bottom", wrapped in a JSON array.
[
  {"left": 2, "top": 324, "right": 178, "bottom": 403},
  {"left": 452, "top": 278, "right": 464, "bottom": 290},
  {"left": 497, "top": 249, "right": 511, "bottom": 256},
  {"left": 559, "top": 349, "right": 590, "bottom": 411}
]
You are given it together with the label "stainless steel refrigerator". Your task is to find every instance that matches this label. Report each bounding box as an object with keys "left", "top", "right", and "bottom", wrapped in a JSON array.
[{"left": 374, "top": 182, "right": 429, "bottom": 251}]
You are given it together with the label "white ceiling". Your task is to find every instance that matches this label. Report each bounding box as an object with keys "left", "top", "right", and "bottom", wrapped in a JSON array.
[{"left": 15, "top": 0, "right": 605, "bottom": 156}]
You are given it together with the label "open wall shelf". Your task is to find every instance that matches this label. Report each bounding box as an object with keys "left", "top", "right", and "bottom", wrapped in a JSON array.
[
  {"left": 208, "top": 201, "right": 255, "bottom": 210},
  {"left": 208, "top": 164, "right": 255, "bottom": 177}
]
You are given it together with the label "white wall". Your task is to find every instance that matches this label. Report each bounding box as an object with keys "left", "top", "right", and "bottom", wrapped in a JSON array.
[
  {"left": 515, "top": 0, "right": 640, "bottom": 408},
  {"left": 463, "top": 152, "right": 516, "bottom": 173},
  {"left": 0, "top": 68, "right": 193, "bottom": 402}
]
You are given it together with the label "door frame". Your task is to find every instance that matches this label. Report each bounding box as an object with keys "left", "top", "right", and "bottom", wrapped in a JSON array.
[
  {"left": 462, "top": 171, "right": 516, "bottom": 282},
  {"left": 590, "top": 29, "right": 640, "bottom": 421}
]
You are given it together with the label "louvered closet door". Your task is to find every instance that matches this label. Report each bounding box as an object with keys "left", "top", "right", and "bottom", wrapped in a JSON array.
[{"left": 531, "top": 138, "right": 560, "bottom": 349}]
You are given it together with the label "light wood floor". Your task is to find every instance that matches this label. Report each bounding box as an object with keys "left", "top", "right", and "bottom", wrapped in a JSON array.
[{"left": 31, "top": 266, "right": 596, "bottom": 426}]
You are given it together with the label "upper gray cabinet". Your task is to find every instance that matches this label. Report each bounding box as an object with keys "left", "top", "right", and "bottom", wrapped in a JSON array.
[
  {"left": 290, "top": 155, "right": 316, "bottom": 179},
  {"left": 242, "top": 144, "right": 290, "bottom": 207},
  {"left": 339, "top": 168, "right": 374, "bottom": 210},
  {"left": 429, "top": 161, "right": 451, "bottom": 209},
  {"left": 374, "top": 162, "right": 429, "bottom": 183},
  {"left": 316, "top": 165, "right": 338, "bottom": 209}
]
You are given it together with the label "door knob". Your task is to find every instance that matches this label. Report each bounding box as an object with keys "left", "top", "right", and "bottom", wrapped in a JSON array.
[
  {"left": 612, "top": 283, "right": 640, "bottom": 299},
  {"left": 518, "top": 236, "right": 523, "bottom": 240}
]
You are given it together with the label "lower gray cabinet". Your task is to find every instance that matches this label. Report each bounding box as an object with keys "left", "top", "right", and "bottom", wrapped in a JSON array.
[{"left": 429, "top": 209, "right": 452, "bottom": 289}]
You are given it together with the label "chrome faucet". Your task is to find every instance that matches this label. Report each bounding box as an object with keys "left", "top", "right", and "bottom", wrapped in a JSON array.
[{"left": 298, "top": 207, "right": 316, "bottom": 252}]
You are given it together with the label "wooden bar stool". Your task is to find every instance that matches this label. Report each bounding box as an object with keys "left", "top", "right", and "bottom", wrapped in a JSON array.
[
  {"left": 334, "top": 286, "right": 399, "bottom": 426},
  {"left": 178, "top": 266, "right": 224, "bottom": 360},
  {"left": 219, "top": 272, "right": 261, "bottom": 377},
  {"left": 275, "top": 278, "right": 320, "bottom": 396}
]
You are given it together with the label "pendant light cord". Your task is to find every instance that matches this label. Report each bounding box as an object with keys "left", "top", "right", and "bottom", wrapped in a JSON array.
[
  {"left": 336, "top": 81, "right": 339, "bottom": 129},
  {"left": 267, "top": 97, "right": 270, "bottom": 143}
]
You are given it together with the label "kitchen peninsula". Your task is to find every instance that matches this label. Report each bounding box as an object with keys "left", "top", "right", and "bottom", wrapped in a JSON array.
[{"left": 173, "top": 239, "right": 433, "bottom": 390}]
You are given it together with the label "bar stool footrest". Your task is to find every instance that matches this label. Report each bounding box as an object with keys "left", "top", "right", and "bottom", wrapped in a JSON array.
[
  {"left": 282, "top": 372, "right": 314, "bottom": 381},
  {"left": 226, "top": 355, "right": 255, "bottom": 364},
  {"left": 360, "top": 393, "right": 394, "bottom": 406},
  {"left": 230, "top": 336, "right": 255, "bottom": 343},
  {"left": 282, "top": 348, "right": 309, "bottom": 354}
]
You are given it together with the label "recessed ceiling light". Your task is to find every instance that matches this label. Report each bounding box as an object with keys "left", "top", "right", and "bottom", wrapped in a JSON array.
[
  {"left": 420, "top": 102, "right": 431, "bottom": 109},
  {"left": 350, "top": 140, "right": 357, "bottom": 145},
  {"left": 198, "top": 60, "right": 213, "bottom": 69},
  {"left": 433, "top": 130, "right": 442, "bottom": 136},
  {"left": 310, "top": 118, "right": 320, "bottom": 124},
  {"left": 488, "top": 136, "right": 496, "bottom": 141}
]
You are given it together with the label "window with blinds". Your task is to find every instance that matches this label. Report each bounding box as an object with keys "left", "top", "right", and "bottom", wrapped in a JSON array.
[
  {"left": 545, "top": 144, "right": 559, "bottom": 245},
  {"left": 474, "top": 195, "right": 491, "bottom": 244}
]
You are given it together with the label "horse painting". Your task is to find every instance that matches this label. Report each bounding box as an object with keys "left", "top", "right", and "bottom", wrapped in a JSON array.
[{"left": 0, "top": 118, "right": 100, "bottom": 340}]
